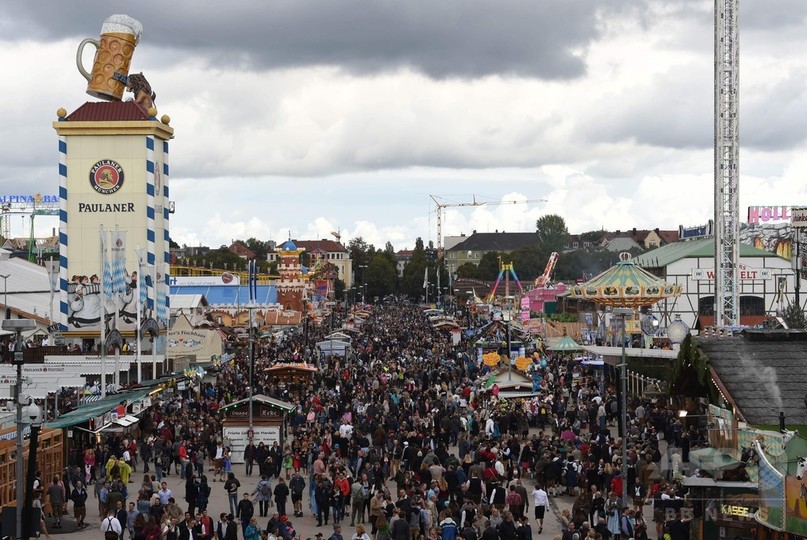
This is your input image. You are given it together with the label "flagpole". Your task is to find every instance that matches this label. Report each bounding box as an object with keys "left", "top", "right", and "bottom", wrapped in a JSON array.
[
  {"left": 100, "top": 225, "right": 107, "bottom": 398},
  {"left": 424, "top": 267, "right": 429, "bottom": 304},
  {"left": 113, "top": 227, "right": 120, "bottom": 389},
  {"left": 136, "top": 245, "right": 143, "bottom": 383}
]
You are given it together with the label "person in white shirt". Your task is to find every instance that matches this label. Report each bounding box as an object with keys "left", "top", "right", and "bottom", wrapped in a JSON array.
[
  {"left": 485, "top": 417, "right": 495, "bottom": 436},
  {"left": 531, "top": 484, "right": 548, "bottom": 534},
  {"left": 339, "top": 422, "right": 353, "bottom": 438},
  {"left": 100, "top": 511, "right": 122, "bottom": 538}
]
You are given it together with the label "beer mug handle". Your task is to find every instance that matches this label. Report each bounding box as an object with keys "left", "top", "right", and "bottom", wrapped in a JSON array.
[{"left": 76, "top": 38, "right": 100, "bottom": 82}]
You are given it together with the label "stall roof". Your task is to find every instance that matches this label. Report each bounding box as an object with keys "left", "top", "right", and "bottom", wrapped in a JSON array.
[
  {"left": 689, "top": 447, "right": 743, "bottom": 472},
  {"left": 681, "top": 476, "right": 757, "bottom": 489},
  {"left": 582, "top": 345, "right": 678, "bottom": 360},
  {"left": 45, "top": 388, "right": 153, "bottom": 429},
  {"left": 218, "top": 394, "right": 296, "bottom": 413}
]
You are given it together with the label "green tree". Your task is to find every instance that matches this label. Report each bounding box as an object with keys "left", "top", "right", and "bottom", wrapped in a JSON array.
[
  {"left": 202, "top": 247, "right": 244, "bottom": 270},
  {"left": 244, "top": 237, "right": 270, "bottom": 260},
  {"left": 366, "top": 253, "right": 398, "bottom": 298},
  {"left": 476, "top": 251, "right": 501, "bottom": 281},
  {"left": 401, "top": 237, "right": 429, "bottom": 297},
  {"left": 509, "top": 244, "right": 543, "bottom": 282},
  {"left": 348, "top": 237, "right": 374, "bottom": 269},
  {"left": 783, "top": 303, "right": 806, "bottom": 329},
  {"left": 535, "top": 214, "right": 570, "bottom": 254},
  {"left": 333, "top": 278, "right": 346, "bottom": 301},
  {"left": 456, "top": 262, "right": 479, "bottom": 279}
]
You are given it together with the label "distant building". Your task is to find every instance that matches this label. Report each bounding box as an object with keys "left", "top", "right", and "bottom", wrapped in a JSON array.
[
  {"left": 445, "top": 230, "right": 539, "bottom": 276},
  {"left": 171, "top": 244, "right": 211, "bottom": 264},
  {"left": 395, "top": 250, "right": 413, "bottom": 276},
  {"left": 565, "top": 228, "right": 679, "bottom": 252},
  {"left": 229, "top": 241, "right": 256, "bottom": 259},
  {"left": 267, "top": 239, "right": 353, "bottom": 287}
]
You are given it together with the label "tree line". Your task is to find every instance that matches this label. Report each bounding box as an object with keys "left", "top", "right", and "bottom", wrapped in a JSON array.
[{"left": 173, "top": 215, "right": 637, "bottom": 300}]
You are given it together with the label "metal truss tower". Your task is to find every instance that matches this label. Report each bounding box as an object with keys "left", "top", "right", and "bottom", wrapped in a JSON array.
[{"left": 714, "top": 0, "right": 740, "bottom": 327}]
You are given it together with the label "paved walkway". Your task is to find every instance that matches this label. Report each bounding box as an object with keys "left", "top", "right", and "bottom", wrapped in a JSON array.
[{"left": 47, "top": 429, "right": 676, "bottom": 540}]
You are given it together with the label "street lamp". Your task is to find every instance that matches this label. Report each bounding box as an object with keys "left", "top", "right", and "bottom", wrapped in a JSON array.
[
  {"left": 246, "top": 305, "right": 257, "bottom": 435},
  {"left": 358, "top": 265, "right": 368, "bottom": 304},
  {"left": 0, "top": 273, "right": 10, "bottom": 320},
  {"left": 3, "top": 317, "right": 36, "bottom": 540},
  {"left": 612, "top": 307, "right": 633, "bottom": 506}
]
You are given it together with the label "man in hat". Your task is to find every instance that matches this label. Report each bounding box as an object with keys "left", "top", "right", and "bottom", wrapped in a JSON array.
[{"left": 329, "top": 523, "right": 343, "bottom": 540}]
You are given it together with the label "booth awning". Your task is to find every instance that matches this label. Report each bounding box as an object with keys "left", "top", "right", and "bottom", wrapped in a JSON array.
[
  {"left": 690, "top": 447, "right": 743, "bottom": 472},
  {"left": 113, "top": 415, "right": 140, "bottom": 427},
  {"left": 45, "top": 388, "right": 153, "bottom": 429}
]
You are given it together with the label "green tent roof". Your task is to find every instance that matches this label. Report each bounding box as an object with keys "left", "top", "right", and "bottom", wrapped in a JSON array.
[
  {"left": 547, "top": 336, "right": 582, "bottom": 351},
  {"left": 46, "top": 388, "right": 153, "bottom": 430},
  {"left": 634, "top": 238, "right": 782, "bottom": 269}
]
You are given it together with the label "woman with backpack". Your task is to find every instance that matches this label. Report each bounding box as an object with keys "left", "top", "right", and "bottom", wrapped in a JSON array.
[{"left": 252, "top": 474, "right": 273, "bottom": 517}]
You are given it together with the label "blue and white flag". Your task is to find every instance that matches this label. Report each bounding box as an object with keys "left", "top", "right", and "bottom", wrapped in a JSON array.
[
  {"left": 101, "top": 229, "right": 114, "bottom": 298},
  {"left": 110, "top": 229, "right": 127, "bottom": 294}
]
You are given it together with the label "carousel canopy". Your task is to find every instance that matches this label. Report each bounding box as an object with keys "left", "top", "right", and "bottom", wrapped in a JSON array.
[
  {"left": 568, "top": 252, "right": 682, "bottom": 308},
  {"left": 547, "top": 336, "right": 582, "bottom": 351}
]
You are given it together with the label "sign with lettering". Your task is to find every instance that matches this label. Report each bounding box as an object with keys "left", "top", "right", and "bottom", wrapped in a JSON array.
[
  {"left": 748, "top": 206, "right": 792, "bottom": 224},
  {"left": 223, "top": 425, "right": 280, "bottom": 464},
  {"left": 793, "top": 207, "right": 807, "bottom": 229},
  {"left": 679, "top": 220, "right": 714, "bottom": 240},
  {"left": 691, "top": 266, "right": 772, "bottom": 281},
  {"left": 0, "top": 194, "right": 59, "bottom": 204},
  {"left": 169, "top": 275, "right": 241, "bottom": 287}
]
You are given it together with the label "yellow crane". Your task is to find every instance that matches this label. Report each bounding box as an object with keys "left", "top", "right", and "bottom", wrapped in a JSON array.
[{"left": 430, "top": 194, "right": 547, "bottom": 260}]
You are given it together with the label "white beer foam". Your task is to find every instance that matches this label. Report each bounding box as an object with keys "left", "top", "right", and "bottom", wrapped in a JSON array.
[{"left": 101, "top": 14, "right": 143, "bottom": 43}]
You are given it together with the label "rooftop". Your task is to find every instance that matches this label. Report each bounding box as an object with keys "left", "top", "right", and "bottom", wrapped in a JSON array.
[
  {"left": 698, "top": 330, "right": 807, "bottom": 427},
  {"left": 634, "top": 237, "right": 781, "bottom": 268},
  {"left": 449, "top": 232, "right": 539, "bottom": 253}
]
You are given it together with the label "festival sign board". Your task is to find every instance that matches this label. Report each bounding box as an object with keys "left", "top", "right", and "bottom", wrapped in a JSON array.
[
  {"left": 748, "top": 206, "right": 793, "bottom": 224},
  {"left": 55, "top": 15, "right": 171, "bottom": 336},
  {"left": 792, "top": 207, "right": 807, "bottom": 229}
]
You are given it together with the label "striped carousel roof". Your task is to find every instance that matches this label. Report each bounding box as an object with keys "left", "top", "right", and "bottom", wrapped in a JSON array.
[{"left": 568, "top": 252, "right": 682, "bottom": 308}]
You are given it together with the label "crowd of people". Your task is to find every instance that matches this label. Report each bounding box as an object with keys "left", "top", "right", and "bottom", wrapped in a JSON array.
[{"left": 46, "top": 297, "right": 696, "bottom": 540}]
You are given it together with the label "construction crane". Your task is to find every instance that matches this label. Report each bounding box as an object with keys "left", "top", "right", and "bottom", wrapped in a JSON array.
[
  {"left": 430, "top": 195, "right": 547, "bottom": 260},
  {"left": 713, "top": 0, "right": 740, "bottom": 327}
]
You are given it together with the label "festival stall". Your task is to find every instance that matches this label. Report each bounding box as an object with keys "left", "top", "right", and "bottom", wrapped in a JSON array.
[{"left": 218, "top": 394, "right": 295, "bottom": 464}]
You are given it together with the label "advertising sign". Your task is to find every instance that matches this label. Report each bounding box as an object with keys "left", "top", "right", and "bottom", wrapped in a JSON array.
[
  {"left": 170, "top": 274, "right": 240, "bottom": 287},
  {"left": 793, "top": 207, "right": 807, "bottom": 229},
  {"left": 223, "top": 425, "right": 280, "bottom": 464},
  {"left": 748, "top": 206, "right": 793, "bottom": 224},
  {"left": 679, "top": 220, "right": 714, "bottom": 240},
  {"left": 691, "top": 265, "right": 772, "bottom": 281},
  {"left": 59, "top": 130, "right": 170, "bottom": 334},
  {"left": 756, "top": 441, "right": 785, "bottom": 531}
]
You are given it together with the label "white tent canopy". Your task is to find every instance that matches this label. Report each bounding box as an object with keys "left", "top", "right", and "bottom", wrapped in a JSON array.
[{"left": 317, "top": 340, "right": 350, "bottom": 356}]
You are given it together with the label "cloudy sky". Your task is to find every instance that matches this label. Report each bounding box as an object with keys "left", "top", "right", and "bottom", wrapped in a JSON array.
[{"left": 2, "top": 0, "right": 807, "bottom": 251}]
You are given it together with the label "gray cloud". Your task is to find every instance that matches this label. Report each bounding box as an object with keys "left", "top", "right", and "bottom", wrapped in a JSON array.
[{"left": 0, "top": 0, "right": 609, "bottom": 79}]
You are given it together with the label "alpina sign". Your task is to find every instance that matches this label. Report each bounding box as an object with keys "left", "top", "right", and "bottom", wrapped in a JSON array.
[{"left": 691, "top": 267, "right": 772, "bottom": 281}]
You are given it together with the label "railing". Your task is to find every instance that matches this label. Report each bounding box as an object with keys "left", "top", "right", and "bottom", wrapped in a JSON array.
[
  {"left": 626, "top": 369, "right": 665, "bottom": 397},
  {"left": 0, "top": 346, "right": 137, "bottom": 363}
]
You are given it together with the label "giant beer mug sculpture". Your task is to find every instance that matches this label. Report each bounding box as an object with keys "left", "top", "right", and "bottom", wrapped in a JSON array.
[{"left": 76, "top": 14, "right": 143, "bottom": 101}]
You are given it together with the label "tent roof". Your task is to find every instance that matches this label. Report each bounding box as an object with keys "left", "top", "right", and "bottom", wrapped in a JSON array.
[
  {"left": 45, "top": 388, "right": 153, "bottom": 429},
  {"left": 634, "top": 237, "right": 781, "bottom": 268},
  {"left": 547, "top": 336, "right": 581, "bottom": 351},
  {"left": 218, "top": 393, "right": 296, "bottom": 413}
]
